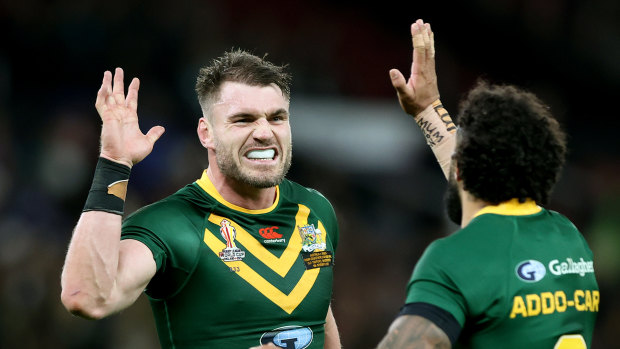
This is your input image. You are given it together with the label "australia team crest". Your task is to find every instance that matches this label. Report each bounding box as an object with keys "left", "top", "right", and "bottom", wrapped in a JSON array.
[
  {"left": 298, "top": 224, "right": 326, "bottom": 252},
  {"left": 219, "top": 219, "right": 246, "bottom": 261}
]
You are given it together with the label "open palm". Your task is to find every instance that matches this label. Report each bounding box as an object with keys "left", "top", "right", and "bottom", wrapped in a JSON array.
[
  {"left": 389, "top": 20, "right": 440, "bottom": 116},
  {"left": 95, "top": 68, "right": 165, "bottom": 168}
]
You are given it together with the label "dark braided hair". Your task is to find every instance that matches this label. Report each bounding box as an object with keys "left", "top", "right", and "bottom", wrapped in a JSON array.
[{"left": 455, "top": 81, "right": 567, "bottom": 205}]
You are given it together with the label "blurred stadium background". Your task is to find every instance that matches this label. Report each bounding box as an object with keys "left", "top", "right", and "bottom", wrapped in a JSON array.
[{"left": 1, "top": 0, "right": 619, "bottom": 347}]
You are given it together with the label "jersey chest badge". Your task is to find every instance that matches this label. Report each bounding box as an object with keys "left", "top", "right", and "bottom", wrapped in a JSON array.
[
  {"left": 298, "top": 224, "right": 326, "bottom": 252},
  {"left": 218, "top": 219, "right": 246, "bottom": 261},
  {"left": 298, "top": 224, "right": 333, "bottom": 270}
]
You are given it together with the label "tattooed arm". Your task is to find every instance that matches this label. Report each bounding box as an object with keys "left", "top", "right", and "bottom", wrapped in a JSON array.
[{"left": 377, "top": 315, "right": 451, "bottom": 349}]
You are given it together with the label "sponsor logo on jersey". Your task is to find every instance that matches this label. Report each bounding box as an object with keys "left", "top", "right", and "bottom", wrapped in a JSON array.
[
  {"left": 259, "top": 226, "right": 286, "bottom": 244},
  {"left": 218, "top": 219, "right": 245, "bottom": 261},
  {"left": 298, "top": 224, "right": 326, "bottom": 252},
  {"left": 549, "top": 258, "right": 594, "bottom": 277},
  {"left": 516, "top": 260, "right": 546, "bottom": 282},
  {"left": 260, "top": 326, "right": 313, "bottom": 349}
]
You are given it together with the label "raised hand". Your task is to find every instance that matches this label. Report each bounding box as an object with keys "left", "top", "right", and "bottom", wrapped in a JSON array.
[
  {"left": 95, "top": 68, "right": 165, "bottom": 168},
  {"left": 389, "top": 19, "right": 439, "bottom": 116}
]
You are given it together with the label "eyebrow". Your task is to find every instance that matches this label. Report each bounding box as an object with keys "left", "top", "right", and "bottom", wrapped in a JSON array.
[
  {"left": 228, "top": 108, "right": 289, "bottom": 120},
  {"left": 270, "top": 108, "right": 289, "bottom": 118}
]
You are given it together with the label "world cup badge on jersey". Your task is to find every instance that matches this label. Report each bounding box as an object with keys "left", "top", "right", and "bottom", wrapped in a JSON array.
[
  {"left": 298, "top": 224, "right": 326, "bottom": 252},
  {"left": 218, "top": 219, "right": 245, "bottom": 261}
]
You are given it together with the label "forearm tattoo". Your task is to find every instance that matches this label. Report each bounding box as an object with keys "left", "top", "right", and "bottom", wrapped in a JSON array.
[{"left": 377, "top": 315, "right": 451, "bottom": 349}]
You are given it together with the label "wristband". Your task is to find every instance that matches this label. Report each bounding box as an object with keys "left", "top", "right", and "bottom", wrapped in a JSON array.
[
  {"left": 414, "top": 99, "right": 456, "bottom": 147},
  {"left": 432, "top": 100, "right": 456, "bottom": 133},
  {"left": 414, "top": 100, "right": 457, "bottom": 179},
  {"left": 83, "top": 157, "right": 131, "bottom": 215}
]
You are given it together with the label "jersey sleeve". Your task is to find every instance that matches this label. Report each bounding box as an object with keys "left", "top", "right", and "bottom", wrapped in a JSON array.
[
  {"left": 121, "top": 199, "right": 202, "bottom": 299},
  {"left": 121, "top": 220, "right": 168, "bottom": 272},
  {"left": 398, "top": 302, "right": 462, "bottom": 344},
  {"left": 305, "top": 187, "right": 340, "bottom": 254},
  {"left": 404, "top": 239, "right": 468, "bottom": 327},
  {"left": 321, "top": 196, "right": 339, "bottom": 254}
]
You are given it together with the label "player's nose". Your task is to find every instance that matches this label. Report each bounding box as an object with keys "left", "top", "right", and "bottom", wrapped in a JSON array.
[{"left": 252, "top": 118, "right": 274, "bottom": 140}]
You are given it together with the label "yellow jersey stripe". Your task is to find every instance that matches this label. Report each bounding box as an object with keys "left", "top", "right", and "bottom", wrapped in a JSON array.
[
  {"left": 473, "top": 198, "right": 542, "bottom": 218},
  {"left": 196, "top": 170, "right": 280, "bottom": 214},
  {"left": 207, "top": 204, "right": 310, "bottom": 277},
  {"left": 203, "top": 224, "right": 320, "bottom": 314}
]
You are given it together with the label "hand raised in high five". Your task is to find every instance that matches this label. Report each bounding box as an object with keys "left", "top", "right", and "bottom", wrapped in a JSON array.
[
  {"left": 95, "top": 68, "right": 165, "bottom": 168},
  {"left": 389, "top": 19, "right": 439, "bottom": 116}
]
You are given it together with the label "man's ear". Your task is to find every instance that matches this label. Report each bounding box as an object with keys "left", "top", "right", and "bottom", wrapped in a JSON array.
[
  {"left": 197, "top": 117, "right": 214, "bottom": 149},
  {"left": 449, "top": 154, "right": 462, "bottom": 182}
]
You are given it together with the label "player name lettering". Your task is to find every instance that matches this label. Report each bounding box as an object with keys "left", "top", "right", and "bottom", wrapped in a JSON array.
[
  {"left": 548, "top": 258, "right": 594, "bottom": 277},
  {"left": 510, "top": 289, "right": 599, "bottom": 319}
]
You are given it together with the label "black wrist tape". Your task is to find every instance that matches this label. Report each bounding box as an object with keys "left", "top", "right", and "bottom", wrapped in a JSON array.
[{"left": 83, "top": 157, "right": 131, "bottom": 215}]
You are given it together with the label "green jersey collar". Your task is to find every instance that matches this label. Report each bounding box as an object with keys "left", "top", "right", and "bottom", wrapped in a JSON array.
[{"left": 195, "top": 170, "right": 280, "bottom": 214}]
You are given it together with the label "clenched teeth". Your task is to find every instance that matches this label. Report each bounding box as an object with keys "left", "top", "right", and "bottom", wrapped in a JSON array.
[{"left": 246, "top": 149, "right": 275, "bottom": 159}]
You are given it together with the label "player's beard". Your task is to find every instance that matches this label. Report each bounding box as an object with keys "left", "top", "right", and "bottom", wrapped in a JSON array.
[
  {"left": 214, "top": 138, "right": 292, "bottom": 188},
  {"left": 444, "top": 177, "right": 462, "bottom": 226}
]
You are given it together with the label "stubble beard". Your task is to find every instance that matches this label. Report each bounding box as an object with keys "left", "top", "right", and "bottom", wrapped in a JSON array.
[{"left": 214, "top": 138, "right": 292, "bottom": 189}]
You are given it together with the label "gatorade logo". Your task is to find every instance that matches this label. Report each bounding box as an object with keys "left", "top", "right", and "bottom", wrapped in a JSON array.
[
  {"left": 260, "top": 326, "right": 313, "bottom": 349},
  {"left": 516, "top": 260, "right": 546, "bottom": 282}
]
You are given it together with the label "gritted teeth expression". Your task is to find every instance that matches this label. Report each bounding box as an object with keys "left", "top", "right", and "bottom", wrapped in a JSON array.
[
  {"left": 245, "top": 148, "right": 277, "bottom": 161},
  {"left": 214, "top": 137, "right": 292, "bottom": 189}
]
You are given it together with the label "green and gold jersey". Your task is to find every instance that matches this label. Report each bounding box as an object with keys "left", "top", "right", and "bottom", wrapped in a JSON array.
[
  {"left": 121, "top": 171, "right": 339, "bottom": 349},
  {"left": 405, "top": 199, "right": 598, "bottom": 348}
]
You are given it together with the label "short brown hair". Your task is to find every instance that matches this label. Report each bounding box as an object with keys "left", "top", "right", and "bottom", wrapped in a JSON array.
[{"left": 195, "top": 49, "right": 291, "bottom": 112}]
